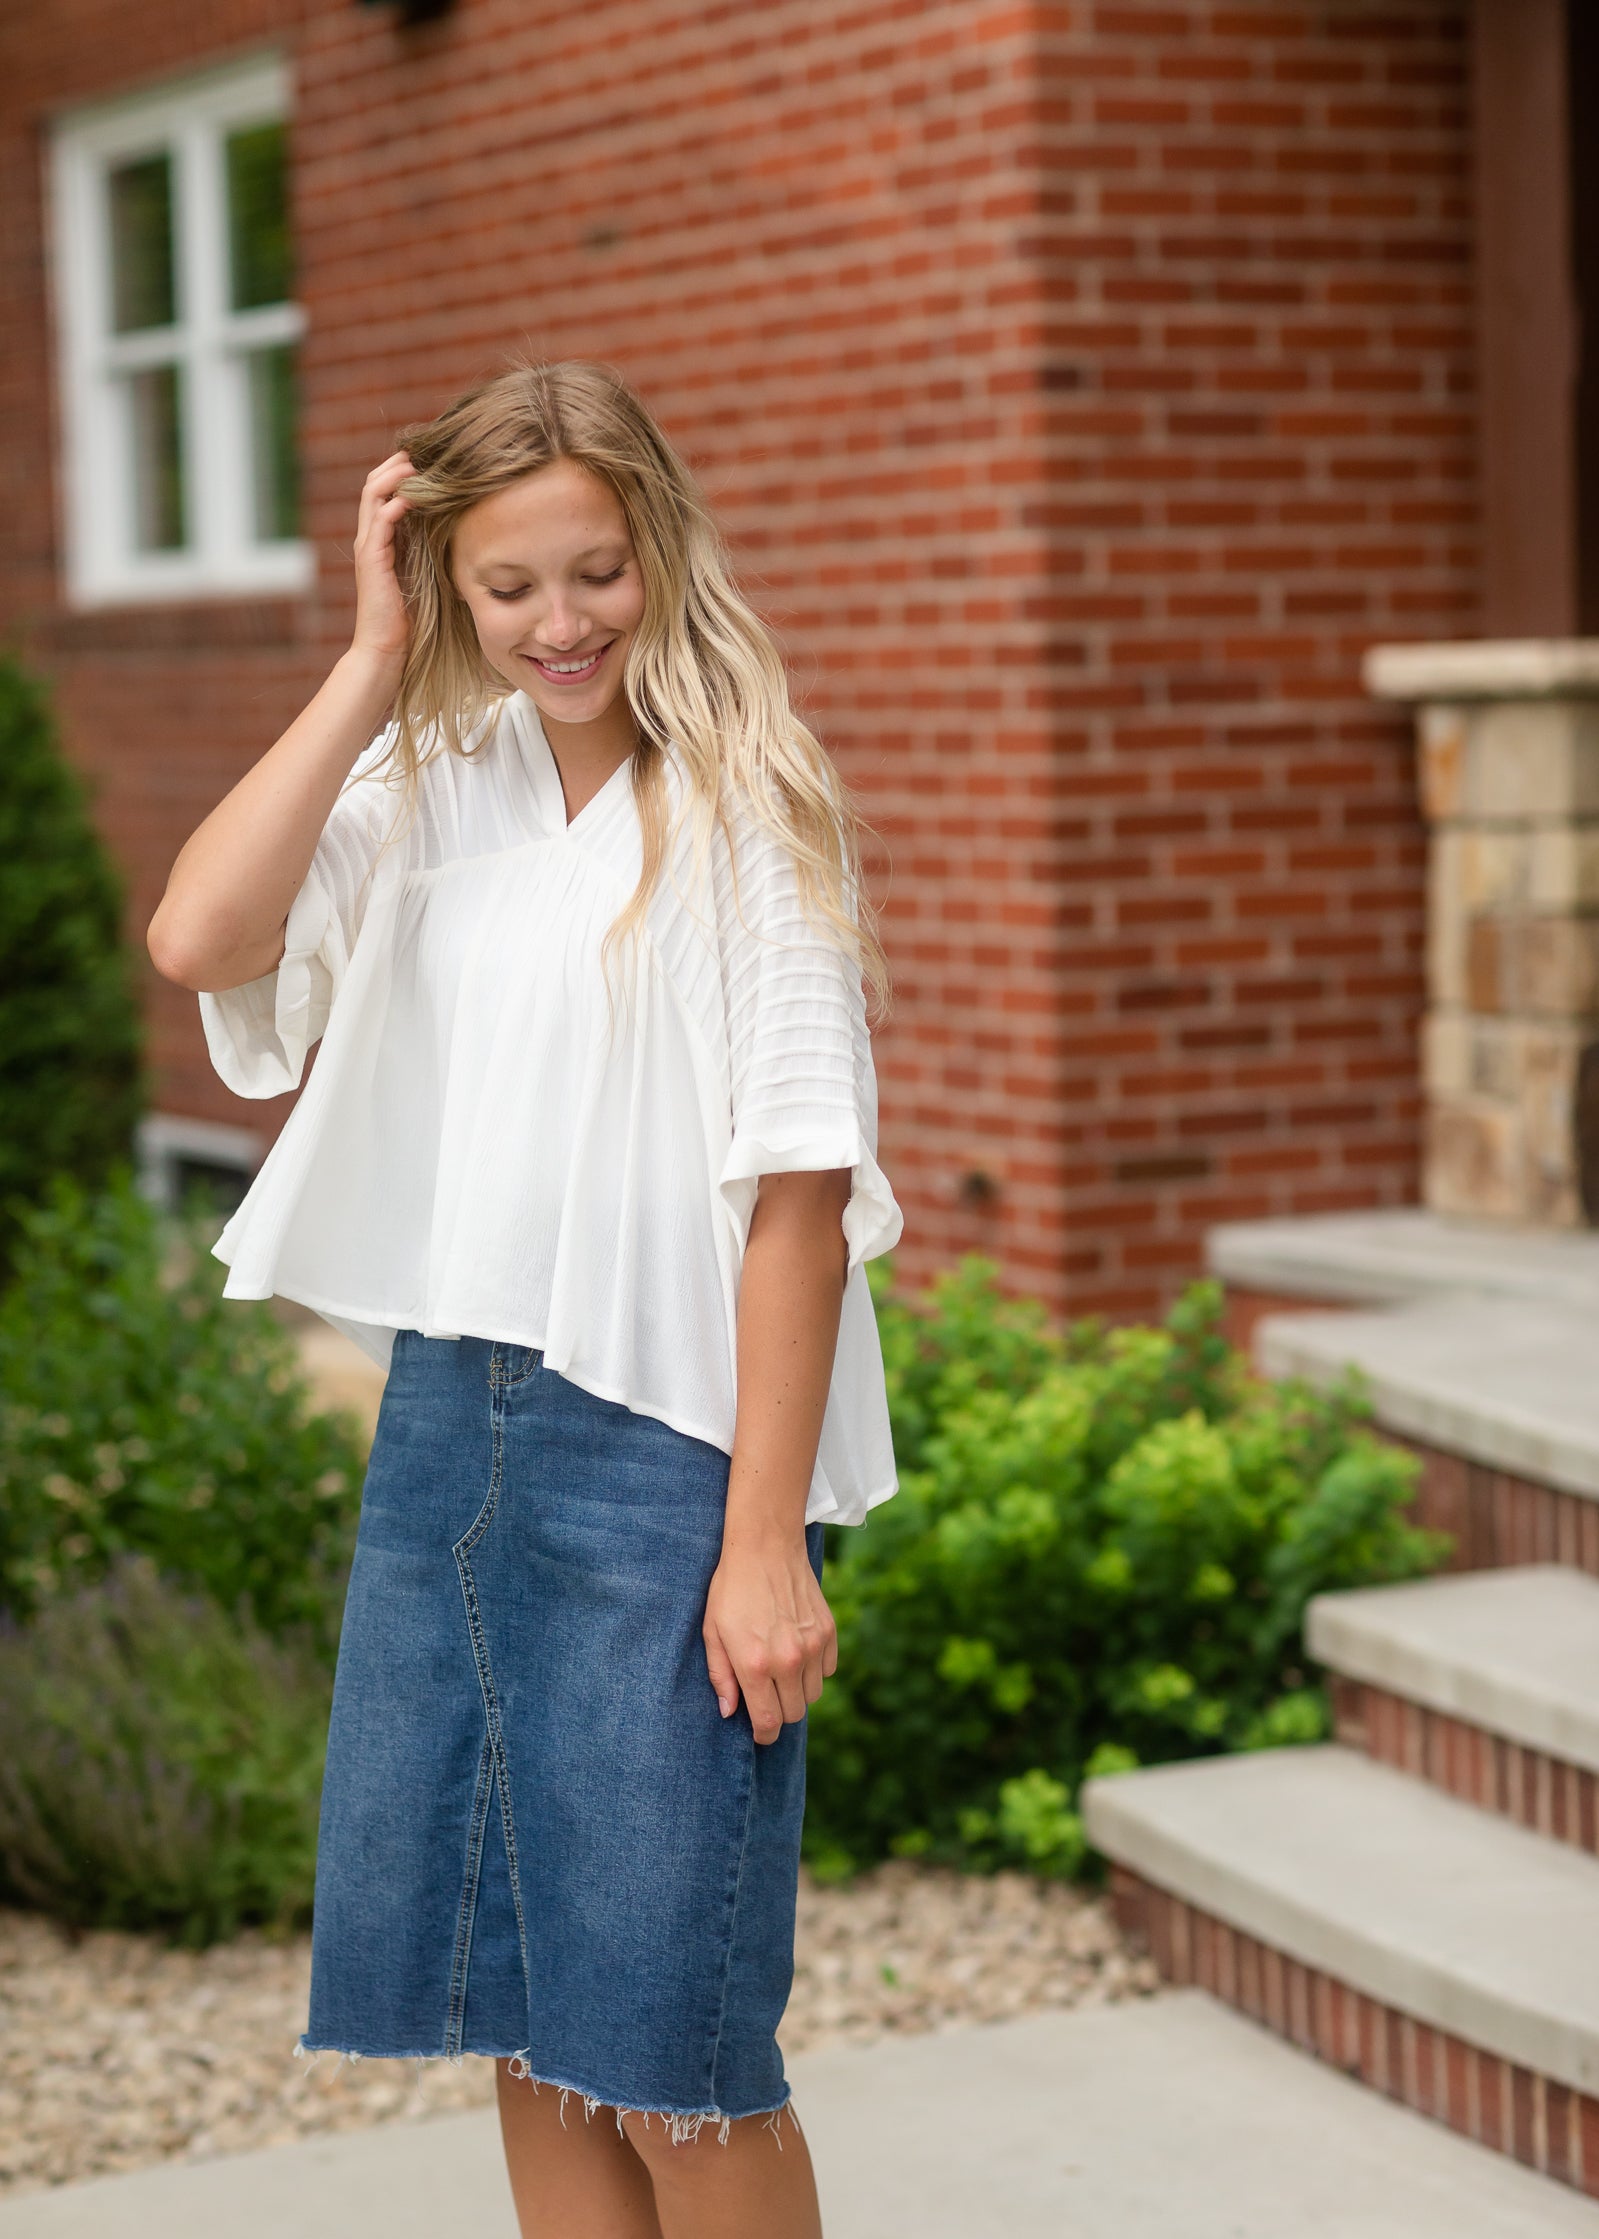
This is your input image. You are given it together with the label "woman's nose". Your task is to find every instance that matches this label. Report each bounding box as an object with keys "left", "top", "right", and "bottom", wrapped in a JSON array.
[{"left": 535, "top": 598, "right": 586, "bottom": 651}]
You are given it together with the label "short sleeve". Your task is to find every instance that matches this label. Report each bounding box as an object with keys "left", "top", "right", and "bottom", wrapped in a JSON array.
[
  {"left": 198, "top": 740, "right": 398, "bottom": 1100},
  {"left": 716, "top": 817, "right": 902, "bottom": 1272}
]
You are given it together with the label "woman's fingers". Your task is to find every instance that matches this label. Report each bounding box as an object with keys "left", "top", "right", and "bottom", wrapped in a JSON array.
[
  {"left": 702, "top": 1553, "right": 836, "bottom": 1743},
  {"left": 729, "top": 1642, "right": 817, "bottom": 1742},
  {"left": 745, "top": 1676, "right": 785, "bottom": 1746},
  {"left": 349, "top": 451, "right": 416, "bottom": 662},
  {"left": 702, "top": 1623, "right": 740, "bottom": 1722},
  {"left": 772, "top": 1664, "right": 810, "bottom": 1728},
  {"left": 366, "top": 449, "right": 414, "bottom": 491},
  {"left": 355, "top": 454, "right": 414, "bottom": 537},
  {"left": 728, "top": 1640, "right": 786, "bottom": 1743}
]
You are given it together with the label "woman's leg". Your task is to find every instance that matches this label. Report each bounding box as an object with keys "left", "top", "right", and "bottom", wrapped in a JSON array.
[
  {"left": 621, "top": 2104, "right": 824, "bottom": 2239},
  {"left": 496, "top": 2062, "right": 662, "bottom": 2239},
  {"left": 498, "top": 2069, "right": 823, "bottom": 2239}
]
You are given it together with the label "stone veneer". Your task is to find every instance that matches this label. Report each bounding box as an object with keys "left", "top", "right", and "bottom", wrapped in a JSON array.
[{"left": 1367, "top": 640, "right": 1599, "bottom": 1226}]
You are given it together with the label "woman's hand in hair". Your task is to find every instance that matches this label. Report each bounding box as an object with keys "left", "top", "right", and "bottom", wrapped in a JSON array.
[{"left": 350, "top": 451, "right": 416, "bottom": 671}]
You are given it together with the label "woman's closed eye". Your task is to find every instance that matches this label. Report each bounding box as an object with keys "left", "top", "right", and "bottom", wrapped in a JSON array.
[{"left": 487, "top": 567, "right": 627, "bottom": 603}]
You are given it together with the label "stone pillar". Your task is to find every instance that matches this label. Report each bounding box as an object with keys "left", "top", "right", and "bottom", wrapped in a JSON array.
[{"left": 1367, "top": 640, "right": 1599, "bottom": 1227}]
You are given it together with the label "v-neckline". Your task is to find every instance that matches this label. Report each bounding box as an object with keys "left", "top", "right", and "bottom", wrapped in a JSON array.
[{"left": 511, "top": 694, "right": 633, "bottom": 839}]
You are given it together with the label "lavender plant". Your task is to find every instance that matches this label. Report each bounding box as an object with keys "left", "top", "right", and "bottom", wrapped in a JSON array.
[{"left": 0, "top": 1558, "right": 328, "bottom": 1942}]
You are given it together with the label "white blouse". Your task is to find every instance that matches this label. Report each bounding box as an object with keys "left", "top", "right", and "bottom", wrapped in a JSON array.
[{"left": 200, "top": 694, "right": 901, "bottom": 1525}]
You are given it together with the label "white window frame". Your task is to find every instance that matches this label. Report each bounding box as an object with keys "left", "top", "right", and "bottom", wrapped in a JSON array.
[
  {"left": 49, "top": 55, "right": 312, "bottom": 608},
  {"left": 136, "top": 1112, "right": 263, "bottom": 1213}
]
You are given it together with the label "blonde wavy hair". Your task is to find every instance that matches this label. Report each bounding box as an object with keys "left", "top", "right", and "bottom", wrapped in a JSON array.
[{"left": 387, "top": 361, "right": 886, "bottom": 1009}]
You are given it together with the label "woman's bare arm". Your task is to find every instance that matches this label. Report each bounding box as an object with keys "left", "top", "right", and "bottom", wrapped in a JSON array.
[
  {"left": 702, "top": 1167, "right": 852, "bottom": 1745},
  {"left": 146, "top": 453, "right": 415, "bottom": 993}
]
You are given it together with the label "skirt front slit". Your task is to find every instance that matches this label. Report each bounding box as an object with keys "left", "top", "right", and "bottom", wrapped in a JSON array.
[{"left": 304, "top": 1329, "right": 816, "bottom": 2123}]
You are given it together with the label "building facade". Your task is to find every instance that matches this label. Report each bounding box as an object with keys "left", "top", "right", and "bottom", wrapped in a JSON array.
[{"left": 7, "top": 0, "right": 1576, "bottom": 1316}]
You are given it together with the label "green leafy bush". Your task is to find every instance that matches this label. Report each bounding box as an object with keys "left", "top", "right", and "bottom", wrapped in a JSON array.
[
  {"left": 0, "top": 659, "right": 143, "bottom": 1273},
  {"left": 805, "top": 1262, "right": 1448, "bottom": 1881},
  {"left": 0, "top": 1174, "right": 365, "bottom": 1641},
  {"left": 0, "top": 1558, "right": 329, "bottom": 1943}
]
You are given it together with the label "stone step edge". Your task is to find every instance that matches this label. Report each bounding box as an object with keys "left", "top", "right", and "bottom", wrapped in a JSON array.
[
  {"left": 1082, "top": 1747, "right": 1599, "bottom": 2098},
  {"left": 1107, "top": 1867, "right": 1598, "bottom": 2201},
  {"left": 1305, "top": 1569, "right": 1599, "bottom": 1779},
  {"left": 1327, "top": 1675, "right": 1599, "bottom": 1859},
  {"left": 1257, "top": 1300, "right": 1599, "bottom": 1509},
  {"left": 1206, "top": 1208, "right": 1599, "bottom": 1316}
]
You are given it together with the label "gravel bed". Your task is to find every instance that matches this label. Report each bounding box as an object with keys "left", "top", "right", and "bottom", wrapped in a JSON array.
[{"left": 0, "top": 1867, "right": 1159, "bottom": 2197}]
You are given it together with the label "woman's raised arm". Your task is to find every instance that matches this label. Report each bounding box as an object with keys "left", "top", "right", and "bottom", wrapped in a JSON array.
[{"left": 146, "top": 452, "right": 415, "bottom": 994}]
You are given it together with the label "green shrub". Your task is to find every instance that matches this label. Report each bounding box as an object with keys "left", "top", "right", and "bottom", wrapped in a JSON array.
[
  {"left": 0, "top": 659, "right": 143, "bottom": 1273},
  {"left": 0, "top": 1174, "right": 365, "bottom": 1642},
  {"left": 805, "top": 1262, "right": 1448, "bottom": 1881},
  {"left": 0, "top": 1557, "right": 328, "bottom": 1943}
]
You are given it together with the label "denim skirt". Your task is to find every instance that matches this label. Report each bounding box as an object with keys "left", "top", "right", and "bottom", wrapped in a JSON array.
[{"left": 304, "top": 1330, "right": 820, "bottom": 2125}]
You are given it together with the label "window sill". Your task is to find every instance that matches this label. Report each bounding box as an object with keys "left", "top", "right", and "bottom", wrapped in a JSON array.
[{"left": 32, "top": 596, "right": 315, "bottom": 653}]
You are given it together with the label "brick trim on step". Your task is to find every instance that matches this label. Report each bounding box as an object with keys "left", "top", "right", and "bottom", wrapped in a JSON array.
[
  {"left": 1391, "top": 1437, "right": 1599, "bottom": 1575},
  {"left": 1330, "top": 1677, "right": 1599, "bottom": 1857},
  {"left": 1109, "top": 1868, "right": 1599, "bottom": 2199},
  {"left": 1224, "top": 1289, "right": 1599, "bottom": 1575}
]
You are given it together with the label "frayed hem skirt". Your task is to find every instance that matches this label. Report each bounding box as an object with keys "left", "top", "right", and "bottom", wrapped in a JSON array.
[{"left": 304, "top": 1331, "right": 819, "bottom": 2124}]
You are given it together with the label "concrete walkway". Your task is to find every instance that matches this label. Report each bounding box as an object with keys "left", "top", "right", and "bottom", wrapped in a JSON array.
[{"left": 3, "top": 1993, "right": 1593, "bottom": 2237}]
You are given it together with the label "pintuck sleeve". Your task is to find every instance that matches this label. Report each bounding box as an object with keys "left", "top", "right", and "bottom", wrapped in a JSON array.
[
  {"left": 717, "top": 816, "right": 902, "bottom": 1272},
  {"left": 198, "top": 747, "right": 397, "bottom": 1099}
]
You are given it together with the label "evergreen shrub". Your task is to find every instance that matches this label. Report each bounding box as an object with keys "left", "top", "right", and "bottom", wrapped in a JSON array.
[
  {"left": 804, "top": 1262, "right": 1449, "bottom": 1881},
  {"left": 0, "top": 1558, "right": 328, "bottom": 1942},
  {"left": 0, "top": 659, "right": 143, "bottom": 1271},
  {"left": 0, "top": 1174, "right": 365, "bottom": 1642}
]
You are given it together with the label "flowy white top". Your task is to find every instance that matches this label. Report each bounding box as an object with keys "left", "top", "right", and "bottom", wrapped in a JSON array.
[{"left": 200, "top": 694, "right": 902, "bottom": 1525}]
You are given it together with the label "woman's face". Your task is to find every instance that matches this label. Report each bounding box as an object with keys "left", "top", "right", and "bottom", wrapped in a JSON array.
[{"left": 451, "top": 459, "right": 646, "bottom": 732}]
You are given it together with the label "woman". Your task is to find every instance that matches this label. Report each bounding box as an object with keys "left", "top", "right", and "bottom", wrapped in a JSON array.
[{"left": 147, "top": 362, "right": 900, "bottom": 2239}]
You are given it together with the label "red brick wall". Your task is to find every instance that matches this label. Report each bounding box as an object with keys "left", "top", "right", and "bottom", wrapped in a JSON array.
[
  {"left": 1034, "top": 2, "right": 1476, "bottom": 1312},
  {"left": 0, "top": 0, "right": 1477, "bottom": 1317}
]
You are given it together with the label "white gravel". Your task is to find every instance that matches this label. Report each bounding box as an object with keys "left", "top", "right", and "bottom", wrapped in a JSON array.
[{"left": 0, "top": 1867, "right": 1159, "bottom": 2197}]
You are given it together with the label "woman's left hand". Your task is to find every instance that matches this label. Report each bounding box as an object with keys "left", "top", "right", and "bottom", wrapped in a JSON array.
[{"left": 703, "top": 1534, "right": 838, "bottom": 1745}]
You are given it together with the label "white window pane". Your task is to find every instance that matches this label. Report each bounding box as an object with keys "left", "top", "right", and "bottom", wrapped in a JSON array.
[
  {"left": 123, "top": 363, "right": 187, "bottom": 550},
  {"left": 226, "top": 121, "right": 290, "bottom": 310},
  {"left": 245, "top": 342, "right": 298, "bottom": 541},
  {"left": 107, "top": 152, "right": 176, "bottom": 332}
]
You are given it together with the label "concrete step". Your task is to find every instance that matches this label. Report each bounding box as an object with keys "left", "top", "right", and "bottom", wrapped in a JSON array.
[
  {"left": 1257, "top": 1292, "right": 1599, "bottom": 1511},
  {"left": 1081, "top": 1744, "right": 1599, "bottom": 2106},
  {"left": 1207, "top": 1213, "right": 1599, "bottom": 1573},
  {"left": 5, "top": 1994, "right": 1598, "bottom": 2238},
  {"left": 1208, "top": 1207, "right": 1599, "bottom": 1315},
  {"left": 1308, "top": 1566, "right": 1599, "bottom": 1857},
  {"left": 1309, "top": 1565, "right": 1599, "bottom": 1776}
]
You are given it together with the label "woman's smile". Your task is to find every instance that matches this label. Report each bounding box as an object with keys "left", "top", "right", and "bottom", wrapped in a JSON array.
[{"left": 523, "top": 640, "right": 614, "bottom": 685}]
